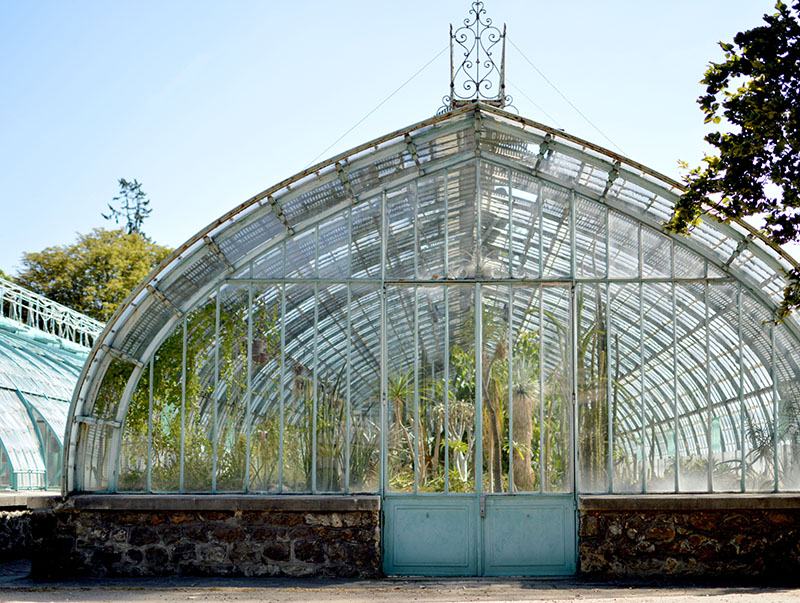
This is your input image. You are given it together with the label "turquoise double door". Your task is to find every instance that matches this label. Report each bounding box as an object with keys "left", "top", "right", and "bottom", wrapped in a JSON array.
[
  {"left": 383, "top": 494, "right": 576, "bottom": 576},
  {"left": 381, "top": 283, "right": 577, "bottom": 576}
]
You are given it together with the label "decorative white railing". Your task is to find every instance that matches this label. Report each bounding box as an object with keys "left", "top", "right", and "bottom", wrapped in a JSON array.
[{"left": 0, "top": 278, "right": 103, "bottom": 348}]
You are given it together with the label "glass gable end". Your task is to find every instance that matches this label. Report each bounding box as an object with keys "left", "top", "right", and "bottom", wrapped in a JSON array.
[{"left": 66, "top": 104, "right": 800, "bottom": 496}]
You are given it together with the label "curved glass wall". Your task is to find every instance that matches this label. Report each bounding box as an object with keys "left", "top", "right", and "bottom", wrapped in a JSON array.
[{"left": 66, "top": 104, "right": 800, "bottom": 495}]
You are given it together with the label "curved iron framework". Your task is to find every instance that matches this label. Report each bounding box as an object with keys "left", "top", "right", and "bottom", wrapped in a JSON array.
[{"left": 65, "top": 103, "right": 800, "bottom": 497}]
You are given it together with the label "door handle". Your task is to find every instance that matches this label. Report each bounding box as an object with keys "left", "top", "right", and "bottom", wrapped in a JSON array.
[{"left": 480, "top": 494, "right": 486, "bottom": 518}]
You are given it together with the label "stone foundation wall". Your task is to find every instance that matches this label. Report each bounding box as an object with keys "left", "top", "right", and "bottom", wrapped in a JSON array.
[
  {"left": 0, "top": 510, "right": 31, "bottom": 560},
  {"left": 31, "top": 495, "right": 380, "bottom": 578},
  {"left": 579, "top": 496, "right": 800, "bottom": 579}
]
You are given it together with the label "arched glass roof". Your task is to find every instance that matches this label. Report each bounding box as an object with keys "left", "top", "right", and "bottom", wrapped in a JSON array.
[
  {"left": 65, "top": 103, "right": 800, "bottom": 495},
  {"left": 0, "top": 278, "right": 100, "bottom": 488}
]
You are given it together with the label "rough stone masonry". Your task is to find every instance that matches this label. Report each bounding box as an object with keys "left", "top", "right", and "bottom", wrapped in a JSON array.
[{"left": 29, "top": 495, "right": 381, "bottom": 578}]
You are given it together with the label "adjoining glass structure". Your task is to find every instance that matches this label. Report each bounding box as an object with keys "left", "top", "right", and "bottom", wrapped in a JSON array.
[
  {"left": 0, "top": 278, "right": 102, "bottom": 489},
  {"left": 65, "top": 103, "right": 800, "bottom": 499}
]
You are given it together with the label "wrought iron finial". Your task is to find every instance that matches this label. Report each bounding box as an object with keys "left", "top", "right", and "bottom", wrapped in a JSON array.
[{"left": 438, "top": 1, "right": 513, "bottom": 114}]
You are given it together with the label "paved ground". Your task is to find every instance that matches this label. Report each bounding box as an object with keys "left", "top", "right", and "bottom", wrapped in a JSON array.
[{"left": 2, "top": 561, "right": 800, "bottom": 602}]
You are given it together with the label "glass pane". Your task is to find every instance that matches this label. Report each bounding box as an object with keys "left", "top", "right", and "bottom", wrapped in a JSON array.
[
  {"left": 577, "top": 283, "right": 609, "bottom": 493},
  {"left": 92, "top": 358, "right": 134, "bottom": 422},
  {"left": 575, "top": 199, "right": 607, "bottom": 279},
  {"left": 541, "top": 285, "right": 571, "bottom": 492},
  {"left": 386, "top": 285, "right": 415, "bottom": 492},
  {"left": 741, "top": 293, "right": 774, "bottom": 491},
  {"left": 481, "top": 284, "right": 509, "bottom": 494},
  {"left": 446, "top": 163, "right": 478, "bottom": 279},
  {"left": 385, "top": 184, "right": 415, "bottom": 280},
  {"left": 610, "top": 283, "right": 642, "bottom": 492},
  {"left": 249, "top": 285, "right": 282, "bottom": 492},
  {"left": 417, "top": 173, "right": 446, "bottom": 280},
  {"left": 348, "top": 284, "right": 381, "bottom": 492},
  {"left": 215, "top": 285, "right": 249, "bottom": 492},
  {"left": 776, "top": 323, "right": 800, "bottom": 490},
  {"left": 315, "top": 284, "right": 348, "bottom": 492},
  {"left": 417, "top": 286, "right": 447, "bottom": 492},
  {"left": 350, "top": 197, "right": 381, "bottom": 280},
  {"left": 183, "top": 296, "right": 216, "bottom": 492},
  {"left": 284, "top": 228, "right": 316, "bottom": 280},
  {"left": 480, "top": 162, "right": 510, "bottom": 279},
  {"left": 510, "top": 170, "right": 541, "bottom": 279},
  {"left": 318, "top": 212, "right": 349, "bottom": 280},
  {"left": 708, "top": 283, "right": 741, "bottom": 491},
  {"left": 252, "top": 245, "right": 283, "bottom": 280},
  {"left": 674, "top": 243, "right": 704, "bottom": 279},
  {"left": 540, "top": 186, "right": 571, "bottom": 278},
  {"left": 609, "top": 211, "right": 639, "bottom": 278},
  {"left": 510, "top": 286, "right": 541, "bottom": 492},
  {"left": 643, "top": 282, "right": 675, "bottom": 493},
  {"left": 283, "top": 284, "right": 315, "bottom": 491},
  {"left": 675, "top": 282, "right": 710, "bottom": 492},
  {"left": 151, "top": 326, "right": 184, "bottom": 492},
  {"left": 118, "top": 364, "right": 150, "bottom": 491},
  {"left": 641, "top": 228, "right": 672, "bottom": 279},
  {"left": 447, "top": 285, "right": 475, "bottom": 492}
]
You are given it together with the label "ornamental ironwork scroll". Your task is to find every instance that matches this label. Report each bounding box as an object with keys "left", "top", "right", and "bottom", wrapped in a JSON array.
[{"left": 439, "top": 1, "right": 512, "bottom": 114}]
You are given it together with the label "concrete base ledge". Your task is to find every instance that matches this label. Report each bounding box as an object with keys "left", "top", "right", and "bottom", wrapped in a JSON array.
[
  {"left": 67, "top": 493, "right": 380, "bottom": 512},
  {"left": 580, "top": 493, "right": 800, "bottom": 511},
  {"left": 0, "top": 492, "right": 60, "bottom": 510}
]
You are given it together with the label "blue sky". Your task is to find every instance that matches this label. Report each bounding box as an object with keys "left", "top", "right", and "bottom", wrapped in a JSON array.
[{"left": 0, "top": 1, "right": 776, "bottom": 275}]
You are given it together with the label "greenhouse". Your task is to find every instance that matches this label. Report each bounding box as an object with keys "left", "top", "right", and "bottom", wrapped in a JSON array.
[
  {"left": 0, "top": 278, "right": 101, "bottom": 489},
  {"left": 61, "top": 3, "right": 800, "bottom": 578}
]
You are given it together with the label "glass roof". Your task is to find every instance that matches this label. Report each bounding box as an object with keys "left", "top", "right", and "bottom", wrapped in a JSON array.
[
  {"left": 65, "top": 103, "right": 800, "bottom": 494},
  {"left": 0, "top": 288, "right": 92, "bottom": 488}
]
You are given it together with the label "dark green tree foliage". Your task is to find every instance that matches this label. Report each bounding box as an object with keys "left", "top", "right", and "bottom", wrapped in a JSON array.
[
  {"left": 103, "top": 178, "right": 152, "bottom": 236},
  {"left": 16, "top": 228, "right": 172, "bottom": 322},
  {"left": 666, "top": 1, "right": 800, "bottom": 319}
]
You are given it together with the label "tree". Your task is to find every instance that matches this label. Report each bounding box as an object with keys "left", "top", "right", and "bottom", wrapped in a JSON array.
[
  {"left": 666, "top": 1, "right": 800, "bottom": 319},
  {"left": 102, "top": 178, "right": 152, "bottom": 236},
  {"left": 16, "top": 228, "right": 171, "bottom": 322}
]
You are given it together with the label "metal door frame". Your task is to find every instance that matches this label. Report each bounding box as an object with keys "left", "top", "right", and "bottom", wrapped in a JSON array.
[{"left": 381, "top": 282, "right": 578, "bottom": 576}]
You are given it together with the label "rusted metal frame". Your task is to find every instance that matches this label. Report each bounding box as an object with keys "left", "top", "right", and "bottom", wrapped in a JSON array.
[{"left": 601, "top": 161, "right": 621, "bottom": 199}]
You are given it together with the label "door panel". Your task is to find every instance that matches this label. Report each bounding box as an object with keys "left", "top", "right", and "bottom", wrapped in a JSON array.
[
  {"left": 383, "top": 496, "right": 477, "bottom": 576},
  {"left": 483, "top": 495, "right": 575, "bottom": 576}
]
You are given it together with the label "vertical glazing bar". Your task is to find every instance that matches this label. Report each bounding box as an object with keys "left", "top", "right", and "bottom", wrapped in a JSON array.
[
  {"left": 245, "top": 283, "right": 253, "bottom": 492},
  {"left": 413, "top": 285, "right": 420, "bottom": 493},
  {"left": 279, "top": 284, "right": 286, "bottom": 493},
  {"left": 444, "top": 171, "right": 449, "bottom": 278},
  {"left": 705, "top": 280, "right": 712, "bottom": 492},
  {"left": 476, "top": 160, "right": 482, "bottom": 274},
  {"left": 539, "top": 284, "right": 544, "bottom": 493},
  {"left": 413, "top": 181, "right": 419, "bottom": 281},
  {"left": 347, "top": 207, "right": 353, "bottom": 280},
  {"left": 571, "top": 283, "right": 579, "bottom": 495},
  {"left": 606, "top": 283, "right": 613, "bottom": 494},
  {"left": 738, "top": 284, "right": 745, "bottom": 492},
  {"left": 569, "top": 191, "right": 575, "bottom": 279},
  {"left": 180, "top": 317, "right": 187, "bottom": 492},
  {"left": 639, "top": 281, "right": 645, "bottom": 493},
  {"left": 507, "top": 170, "right": 513, "bottom": 278},
  {"left": 312, "top": 283, "right": 319, "bottom": 493},
  {"left": 475, "top": 282, "right": 483, "bottom": 496},
  {"left": 507, "top": 286, "right": 514, "bottom": 492},
  {"left": 444, "top": 286, "right": 450, "bottom": 494},
  {"left": 213, "top": 287, "right": 220, "bottom": 493},
  {"left": 380, "top": 191, "right": 387, "bottom": 494},
  {"left": 672, "top": 282, "right": 679, "bottom": 493},
  {"left": 772, "top": 322, "right": 779, "bottom": 492},
  {"left": 345, "top": 285, "right": 352, "bottom": 494},
  {"left": 146, "top": 357, "right": 153, "bottom": 493},
  {"left": 537, "top": 181, "right": 543, "bottom": 278}
]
